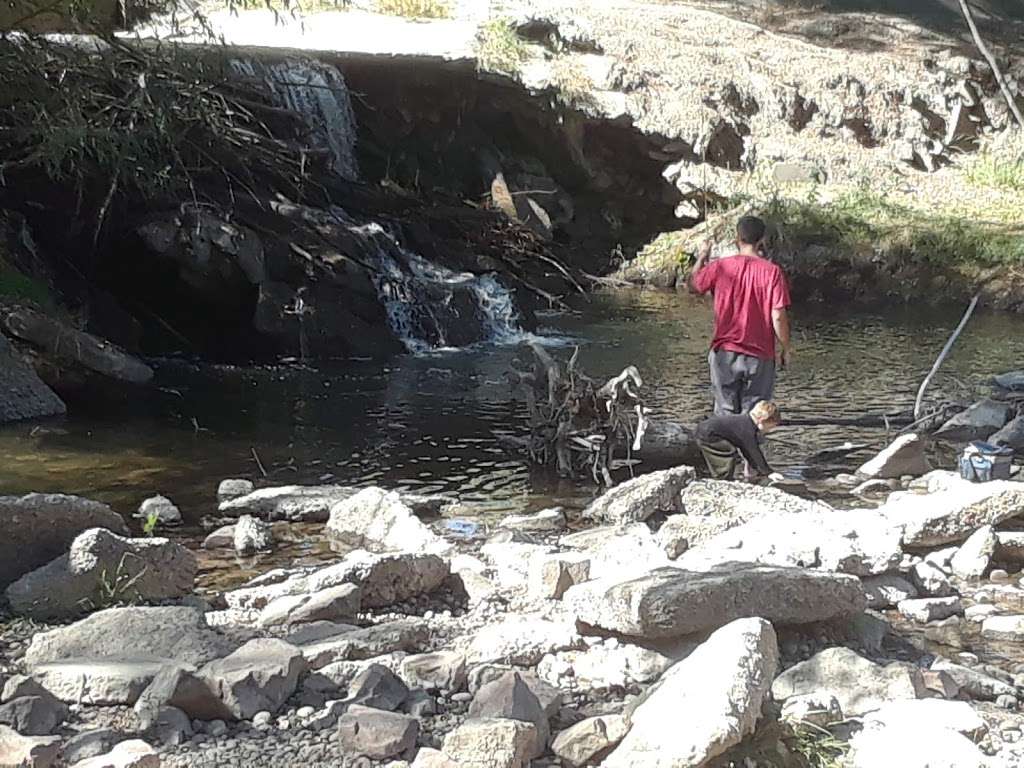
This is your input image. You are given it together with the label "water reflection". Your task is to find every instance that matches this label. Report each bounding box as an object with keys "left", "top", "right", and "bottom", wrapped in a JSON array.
[{"left": 2, "top": 290, "right": 1023, "bottom": 529}]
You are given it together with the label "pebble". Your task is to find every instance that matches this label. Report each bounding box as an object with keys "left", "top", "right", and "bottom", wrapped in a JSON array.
[
  {"left": 997, "top": 694, "right": 1019, "bottom": 710},
  {"left": 252, "top": 712, "right": 272, "bottom": 728}
]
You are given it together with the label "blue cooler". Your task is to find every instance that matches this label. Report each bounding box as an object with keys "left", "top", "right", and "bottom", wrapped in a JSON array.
[{"left": 959, "top": 441, "right": 1014, "bottom": 482}]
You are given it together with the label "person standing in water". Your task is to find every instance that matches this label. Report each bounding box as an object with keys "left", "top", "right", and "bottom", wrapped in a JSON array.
[{"left": 688, "top": 216, "right": 793, "bottom": 415}]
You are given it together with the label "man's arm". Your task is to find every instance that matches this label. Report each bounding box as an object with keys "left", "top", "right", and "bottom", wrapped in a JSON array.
[
  {"left": 736, "top": 429, "right": 773, "bottom": 476},
  {"left": 687, "top": 241, "right": 713, "bottom": 295},
  {"left": 772, "top": 307, "right": 793, "bottom": 368}
]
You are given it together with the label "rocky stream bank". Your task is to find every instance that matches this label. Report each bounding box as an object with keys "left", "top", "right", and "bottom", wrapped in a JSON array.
[{"left": 5, "top": 401, "right": 1024, "bottom": 768}]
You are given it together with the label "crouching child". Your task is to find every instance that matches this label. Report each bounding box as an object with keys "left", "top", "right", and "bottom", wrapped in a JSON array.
[{"left": 694, "top": 400, "right": 784, "bottom": 482}]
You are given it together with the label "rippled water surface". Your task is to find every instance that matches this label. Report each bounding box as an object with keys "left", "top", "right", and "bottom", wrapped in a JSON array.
[{"left": 3, "top": 291, "right": 1024, "bottom": 531}]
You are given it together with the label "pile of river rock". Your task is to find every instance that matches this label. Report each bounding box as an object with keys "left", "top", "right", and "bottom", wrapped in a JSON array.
[{"left": 3, "top": 433, "right": 1024, "bottom": 768}]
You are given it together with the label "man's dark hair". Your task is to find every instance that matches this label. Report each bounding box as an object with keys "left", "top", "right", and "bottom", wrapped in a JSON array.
[{"left": 736, "top": 216, "right": 767, "bottom": 246}]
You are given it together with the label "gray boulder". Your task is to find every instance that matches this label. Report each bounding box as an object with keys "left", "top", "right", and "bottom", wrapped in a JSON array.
[
  {"left": 217, "top": 479, "right": 253, "bottom": 503},
  {"left": 949, "top": 525, "right": 996, "bottom": 580},
  {"left": 0, "top": 693, "right": 68, "bottom": 736},
  {"left": 133, "top": 666, "right": 232, "bottom": 723},
  {"left": 468, "top": 672, "right": 549, "bottom": 758},
  {"left": 224, "top": 550, "right": 448, "bottom": 611},
  {"left": 135, "top": 495, "right": 181, "bottom": 527},
  {"left": 233, "top": 515, "right": 274, "bottom": 555},
  {"left": 772, "top": 647, "right": 924, "bottom": 716},
  {"left": 603, "top": 618, "right": 778, "bottom": 768},
  {"left": 258, "top": 583, "right": 361, "bottom": 627},
  {"left": 888, "top": 480, "right": 1024, "bottom": 547},
  {"left": 400, "top": 651, "right": 467, "bottom": 693},
  {"left": 582, "top": 466, "right": 695, "bottom": 523},
  {"left": 989, "top": 415, "right": 1024, "bottom": 451},
  {"left": 442, "top": 718, "right": 536, "bottom": 768},
  {"left": 201, "top": 525, "right": 235, "bottom": 550},
  {"left": 33, "top": 659, "right": 186, "bottom": 705},
  {"left": 856, "top": 434, "right": 930, "bottom": 479},
  {"left": 6, "top": 528, "right": 196, "bottom": 620},
  {"left": 200, "top": 638, "right": 307, "bottom": 719},
  {"left": 347, "top": 664, "right": 409, "bottom": 711},
  {"left": 24, "top": 606, "right": 232, "bottom": 668},
  {"left": 143, "top": 706, "right": 192, "bottom": 746},
  {"left": 337, "top": 705, "right": 418, "bottom": 760},
  {"left": 0, "top": 724, "right": 60, "bottom": 768},
  {"left": 551, "top": 714, "right": 627, "bottom": 768},
  {"left": 934, "top": 399, "right": 1013, "bottom": 442},
  {"left": 0, "top": 333, "right": 66, "bottom": 425},
  {"left": 0, "top": 493, "right": 128, "bottom": 589},
  {"left": 566, "top": 563, "right": 866, "bottom": 640}
]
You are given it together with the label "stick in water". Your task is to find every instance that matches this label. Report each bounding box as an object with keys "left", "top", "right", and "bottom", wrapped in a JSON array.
[{"left": 914, "top": 294, "right": 980, "bottom": 420}]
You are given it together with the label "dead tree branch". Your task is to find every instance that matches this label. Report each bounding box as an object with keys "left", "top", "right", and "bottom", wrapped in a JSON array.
[{"left": 958, "top": 0, "right": 1024, "bottom": 128}]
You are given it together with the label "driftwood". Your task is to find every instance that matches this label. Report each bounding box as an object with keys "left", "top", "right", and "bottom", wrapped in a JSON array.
[{"left": 510, "top": 345, "right": 659, "bottom": 485}]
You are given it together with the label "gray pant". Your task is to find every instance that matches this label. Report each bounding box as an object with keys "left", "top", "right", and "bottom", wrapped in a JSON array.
[{"left": 708, "top": 348, "right": 775, "bottom": 415}]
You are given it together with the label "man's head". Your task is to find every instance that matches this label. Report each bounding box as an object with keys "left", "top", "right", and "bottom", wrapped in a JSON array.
[
  {"left": 750, "top": 400, "right": 781, "bottom": 432},
  {"left": 736, "top": 216, "right": 767, "bottom": 251}
]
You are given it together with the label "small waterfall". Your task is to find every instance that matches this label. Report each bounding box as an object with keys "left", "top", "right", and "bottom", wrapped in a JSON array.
[
  {"left": 230, "top": 58, "right": 360, "bottom": 181},
  {"left": 335, "top": 209, "right": 525, "bottom": 353}
]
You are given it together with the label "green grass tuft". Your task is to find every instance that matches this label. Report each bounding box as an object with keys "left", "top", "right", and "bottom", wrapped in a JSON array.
[
  {"left": 964, "top": 132, "right": 1024, "bottom": 193},
  {"left": 787, "top": 722, "right": 850, "bottom": 768},
  {"left": 475, "top": 18, "right": 529, "bottom": 75}
]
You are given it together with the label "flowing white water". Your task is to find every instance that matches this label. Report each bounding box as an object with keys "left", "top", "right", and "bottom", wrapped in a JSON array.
[
  {"left": 230, "top": 58, "right": 360, "bottom": 181},
  {"left": 231, "top": 58, "right": 528, "bottom": 352}
]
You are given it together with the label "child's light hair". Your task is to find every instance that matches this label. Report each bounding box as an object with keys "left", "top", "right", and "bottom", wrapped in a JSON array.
[{"left": 750, "top": 400, "right": 781, "bottom": 424}]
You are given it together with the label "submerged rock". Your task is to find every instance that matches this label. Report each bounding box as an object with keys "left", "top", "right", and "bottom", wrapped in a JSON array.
[
  {"left": 6, "top": 528, "right": 197, "bottom": 620},
  {"left": 0, "top": 493, "right": 128, "bottom": 589},
  {"left": 602, "top": 618, "right": 778, "bottom": 768},
  {"left": 582, "top": 465, "right": 694, "bottom": 523},
  {"left": 567, "top": 562, "right": 865, "bottom": 640}
]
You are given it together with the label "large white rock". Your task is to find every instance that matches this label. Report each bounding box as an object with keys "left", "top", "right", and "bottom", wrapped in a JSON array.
[
  {"left": 480, "top": 541, "right": 555, "bottom": 590},
  {"left": 136, "top": 495, "right": 181, "bottom": 527},
  {"left": 24, "top": 606, "right": 231, "bottom": 668},
  {"left": 223, "top": 550, "right": 448, "bottom": 611},
  {"left": 849, "top": 700, "right": 989, "bottom": 768},
  {"left": 69, "top": 739, "right": 159, "bottom": 768},
  {"left": 566, "top": 563, "right": 866, "bottom": 640},
  {"left": 0, "top": 493, "right": 129, "bottom": 590},
  {"left": 860, "top": 699, "right": 986, "bottom": 737},
  {"left": 582, "top": 466, "right": 694, "bottom": 523},
  {"left": 200, "top": 638, "right": 306, "bottom": 719},
  {"left": 772, "top": 647, "right": 923, "bottom": 716},
  {"left": 551, "top": 714, "right": 627, "bottom": 768},
  {"left": 949, "top": 526, "right": 996, "bottom": 580},
  {"left": 538, "top": 642, "right": 671, "bottom": 690},
  {"left": 442, "top": 718, "right": 536, "bottom": 768},
  {"left": 219, "top": 483, "right": 449, "bottom": 523},
  {"left": 881, "top": 481, "right": 1024, "bottom": 547},
  {"left": 561, "top": 523, "right": 669, "bottom": 582},
  {"left": 602, "top": 618, "right": 778, "bottom": 768},
  {"left": 325, "top": 487, "right": 450, "bottom": 555},
  {"left": 856, "top": 434, "right": 930, "bottom": 479},
  {"left": 981, "top": 614, "right": 1024, "bottom": 641},
  {"left": 33, "top": 659, "right": 188, "bottom": 706},
  {"left": 467, "top": 617, "right": 582, "bottom": 665},
  {"left": 233, "top": 515, "right": 273, "bottom": 555},
  {"left": 257, "top": 583, "right": 362, "bottom": 627},
  {"left": 6, "top": 528, "right": 196, "bottom": 621}
]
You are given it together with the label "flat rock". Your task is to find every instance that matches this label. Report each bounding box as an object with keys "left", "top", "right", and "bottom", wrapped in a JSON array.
[
  {"left": 499, "top": 507, "right": 567, "bottom": 533},
  {"left": 325, "top": 487, "right": 450, "bottom": 555},
  {"left": 567, "top": 563, "right": 866, "bottom": 640},
  {"left": 467, "top": 617, "right": 582, "bottom": 665},
  {"left": 861, "top": 574, "right": 917, "bottom": 609},
  {"left": 551, "top": 714, "right": 627, "bottom": 768},
  {"left": 856, "top": 433, "right": 930, "bottom": 479},
  {"left": 24, "top": 606, "right": 232, "bottom": 668},
  {"left": 69, "top": 739, "right": 159, "bottom": 768},
  {"left": 950, "top": 525, "right": 996, "bottom": 580},
  {"left": 0, "top": 724, "right": 60, "bottom": 768},
  {"left": 848, "top": 720, "right": 988, "bottom": 768},
  {"left": 886, "top": 481, "right": 1024, "bottom": 547},
  {"left": 934, "top": 399, "right": 1013, "bottom": 442},
  {"left": 897, "top": 597, "right": 963, "bottom": 623},
  {"left": 200, "top": 638, "right": 306, "bottom": 719},
  {"left": 582, "top": 466, "right": 694, "bottom": 523},
  {"left": 218, "top": 483, "right": 448, "bottom": 523},
  {"left": 223, "top": 550, "right": 448, "bottom": 611},
  {"left": 0, "top": 693, "right": 68, "bottom": 736},
  {"left": 258, "top": 583, "right": 362, "bottom": 628},
  {"left": 981, "top": 614, "right": 1024, "bottom": 641},
  {"left": 0, "top": 493, "right": 128, "bottom": 589},
  {"left": 297, "top": 619, "right": 428, "bottom": 668},
  {"left": 7, "top": 528, "right": 197, "bottom": 620},
  {"left": 603, "top": 618, "right": 778, "bottom": 768},
  {"left": 538, "top": 642, "right": 671, "bottom": 690},
  {"left": 33, "top": 659, "right": 187, "bottom": 706},
  {"left": 772, "top": 647, "right": 923, "bottom": 716},
  {"left": 989, "top": 415, "right": 1024, "bottom": 451},
  {"left": 468, "top": 672, "right": 548, "bottom": 759},
  {"left": 0, "top": 333, "right": 66, "bottom": 425},
  {"left": 442, "top": 718, "right": 536, "bottom": 768},
  {"left": 337, "top": 705, "right": 418, "bottom": 760}
]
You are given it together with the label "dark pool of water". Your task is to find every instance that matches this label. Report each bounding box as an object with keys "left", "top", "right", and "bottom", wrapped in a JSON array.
[{"left": 3, "top": 290, "right": 1023, "bottom": 532}]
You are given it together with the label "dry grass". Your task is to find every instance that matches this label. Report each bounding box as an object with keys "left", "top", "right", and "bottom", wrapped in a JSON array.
[
  {"left": 374, "top": 0, "right": 451, "bottom": 19},
  {"left": 550, "top": 56, "right": 598, "bottom": 109},
  {"left": 475, "top": 18, "right": 529, "bottom": 75}
]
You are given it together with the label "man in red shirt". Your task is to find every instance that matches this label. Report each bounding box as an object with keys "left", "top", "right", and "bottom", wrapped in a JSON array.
[{"left": 689, "top": 216, "right": 793, "bottom": 415}]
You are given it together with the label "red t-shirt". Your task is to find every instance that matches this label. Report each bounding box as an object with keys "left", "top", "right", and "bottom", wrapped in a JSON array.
[{"left": 692, "top": 254, "right": 791, "bottom": 360}]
